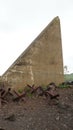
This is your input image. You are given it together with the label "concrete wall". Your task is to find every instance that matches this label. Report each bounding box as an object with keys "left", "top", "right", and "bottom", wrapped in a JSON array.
[{"left": 2, "top": 16, "right": 64, "bottom": 89}]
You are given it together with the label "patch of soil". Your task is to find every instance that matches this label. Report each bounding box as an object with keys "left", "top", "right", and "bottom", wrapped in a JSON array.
[{"left": 0, "top": 87, "right": 73, "bottom": 130}]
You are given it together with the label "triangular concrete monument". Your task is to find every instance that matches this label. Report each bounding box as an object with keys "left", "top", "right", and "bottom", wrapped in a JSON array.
[{"left": 2, "top": 16, "right": 64, "bottom": 89}]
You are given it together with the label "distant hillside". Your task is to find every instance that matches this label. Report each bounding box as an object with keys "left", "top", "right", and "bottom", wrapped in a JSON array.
[{"left": 64, "top": 73, "right": 73, "bottom": 81}]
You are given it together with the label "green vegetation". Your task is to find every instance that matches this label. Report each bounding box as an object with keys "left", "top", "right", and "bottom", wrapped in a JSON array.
[
  {"left": 18, "top": 87, "right": 33, "bottom": 98},
  {"left": 64, "top": 73, "right": 73, "bottom": 81},
  {"left": 59, "top": 83, "right": 70, "bottom": 88},
  {"left": 58, "top": 73, "right": 73, "bottom": 88},
  {"left": 41, "top": 84, "right": 47, "bottom": 90},
  {"left": 26, "top": 93, "right": 33, "bottom": 98},
  {"left": 18, "top": 89, "right": 24, "bottom": 93}
]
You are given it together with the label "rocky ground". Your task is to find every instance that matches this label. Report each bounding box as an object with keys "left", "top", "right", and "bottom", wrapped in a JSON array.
[{"left": 0, "top": 87, "right": 73, "bottom": 130}]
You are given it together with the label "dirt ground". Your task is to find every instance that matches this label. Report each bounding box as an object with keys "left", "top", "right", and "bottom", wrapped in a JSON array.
[{"left": 0, "top": 87, "right": 73, "bottom": 130}]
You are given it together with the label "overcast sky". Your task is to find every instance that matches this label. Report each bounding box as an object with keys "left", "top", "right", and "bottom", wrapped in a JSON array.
[{"left": 0, "top": 0, "right": 73, "bottom": 75}]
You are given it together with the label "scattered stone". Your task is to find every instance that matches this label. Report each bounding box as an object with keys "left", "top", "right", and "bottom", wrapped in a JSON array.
[
  {"left": 56, "top": 116, "right": 60, "bottom": 121},
  {"left": 0, "top": 128, "right": 5, "bottom": 130},
  {"left": 57, "top": 102, "right": 70, "bottom": 110},
  {"left": 4, "top": 114, "right": 16, "bottom": 121}
]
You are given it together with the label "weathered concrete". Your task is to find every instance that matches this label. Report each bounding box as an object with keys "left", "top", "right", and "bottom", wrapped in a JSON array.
[{"left": 2, "top": 16, "right": 64, "bottom": 89}]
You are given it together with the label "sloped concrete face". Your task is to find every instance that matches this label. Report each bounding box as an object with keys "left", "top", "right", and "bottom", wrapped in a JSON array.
[{"left": 2, "top": 16, "right": 64, "bottom": 89}]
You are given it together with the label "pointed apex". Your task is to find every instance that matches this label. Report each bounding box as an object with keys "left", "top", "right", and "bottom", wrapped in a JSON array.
[
  {"left": 55, "top": 16, "right": 60, "bottom": 19},
  {"left": 42, "top": 16, "right": 60, "bottom": 33},
  {"left": 53, "top": 16, "right": 60, "bottom": 21},
  {"left": 49, "top": 16, "right": 60, "bottom": 25}
]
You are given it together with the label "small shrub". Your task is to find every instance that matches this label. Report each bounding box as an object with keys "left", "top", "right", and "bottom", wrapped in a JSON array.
[
  {"left": 18, "top": 88, "right": 24, "bottom": 93},
  {"left": 41, "top": 85, "right": 47, "bottom": 91},
  {"left": 27, "top": 93, "right": 33, "bottom": 98},
  {"left": 59, "top": 84, "right": 70, "bottom": 88}
]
